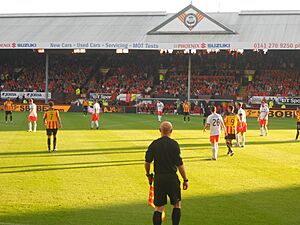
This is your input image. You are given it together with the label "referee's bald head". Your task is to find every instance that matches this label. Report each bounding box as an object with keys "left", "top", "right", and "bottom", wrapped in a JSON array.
[{"left": 160, "top": 121, "right": 173, "bottom": 136}]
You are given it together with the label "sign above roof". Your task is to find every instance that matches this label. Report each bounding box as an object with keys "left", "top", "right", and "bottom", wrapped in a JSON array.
[{"left": 148, "top": 4, "right": 235, "bottom": 35}]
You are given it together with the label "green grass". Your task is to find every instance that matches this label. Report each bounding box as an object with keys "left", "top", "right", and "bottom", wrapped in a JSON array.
[{"left": 0, "top": 112, "right": 299, "bottom": 225}]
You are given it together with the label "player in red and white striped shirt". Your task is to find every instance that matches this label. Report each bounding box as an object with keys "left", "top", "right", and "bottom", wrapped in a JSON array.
[
  {"left": 28, "top": 98, "right": 38, "bottom": 132},
  {"left": 203, "top": 106, "right": 227, "bottom": 160}
]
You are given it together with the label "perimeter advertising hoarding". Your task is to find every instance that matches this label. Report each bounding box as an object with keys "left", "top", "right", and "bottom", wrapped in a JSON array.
[
  {"left": 89, "top": 93, "right": 111, "bottom": 100},
  {"left": 1, "top": 91, "right": 51, "bottom": 100},
  {"left": 0, "top": 104, "right": 70, "bottom": 112},
  {"left": 245, "top": 109, "right": 297, "bottom": 118},
  {"left": 248, "top": 96, "right": 300, "bottom": 106},
  {"left": 1, "top": 104, "right": 122, "bottom": 113},
  {"left": 1, "top": 41, "right": 300, "bottom": 50}
]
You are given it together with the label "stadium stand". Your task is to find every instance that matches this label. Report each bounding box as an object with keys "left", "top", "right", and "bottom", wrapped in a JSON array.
[
  {"left": 0, "top": 50, "right": 300, "bottom": 103},
  {"left": 246, "top": 70, "right": 300, "bottom": 97}
]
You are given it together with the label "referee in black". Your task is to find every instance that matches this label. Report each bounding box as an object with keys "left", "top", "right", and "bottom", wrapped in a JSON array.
[{"left": 145, "top": 121, "right": 188, "bottom": 225}]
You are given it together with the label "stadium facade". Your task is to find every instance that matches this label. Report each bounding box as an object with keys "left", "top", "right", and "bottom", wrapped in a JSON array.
[
  {"left": 0, "top": 4, "right": 299, "bottom": 108},
  {"left": 0, "top": 4, "right": 300, "bottom": 51}
]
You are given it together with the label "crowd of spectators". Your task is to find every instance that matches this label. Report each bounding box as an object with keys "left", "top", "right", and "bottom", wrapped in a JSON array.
[
  {"left": 246, "top": 70, "right": 300, "bottom": 97},
  {"left": 1, "top": 50, "right": 299, "bottom": 103},
  {"left": 85, "top": 53, "right": 157, "bottom": 97},
  {"left": 86, "top": 66, "right": 154, "bottom": 95},
  {"left": 48, "top": 56, "right": 95, "bottom": 94},
  {"left": 0, "top": 52, "right": 97, "bottom": 104},
  {"left": 2, "top": 65, "right": 45, "bottom": 92},
  {"left": 151, "top": 75, "right": 240, "bottom": 98}
]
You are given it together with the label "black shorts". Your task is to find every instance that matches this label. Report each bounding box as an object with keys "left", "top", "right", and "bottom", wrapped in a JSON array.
[
  {"left": 154, "top": 174, "right": 181, "bottom": 206},
  {"left": 46, "top": 129, "right": 58, "bottom": 136},
  {"left": 83, "top": 106, "right": 88, "bottom": 111},
  {"left": 183, "top": 112, "right": 189, "bottom": 116},
  {"left": 5, "top": 111, "right": 12, "bottom": 115},
  {"left": 297, "top": 122, "right": 300, "bottom": 130},
  {"left": 225, "top": 134, "right": 236, "bottom": 140}
]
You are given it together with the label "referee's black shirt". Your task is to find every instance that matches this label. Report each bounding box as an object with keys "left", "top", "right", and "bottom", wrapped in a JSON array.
[{"left": 145, "top": 136, "right": 183, "bottom": 175}]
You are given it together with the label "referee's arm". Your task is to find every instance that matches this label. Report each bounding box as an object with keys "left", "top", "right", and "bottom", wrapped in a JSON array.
[
  {"left": 145, "top": 144, "right": 154, "bottom": 184},
  {"left": 144, "top": 161, "right": 151, "bottom": 176},
  {"left": 175, "top": 144, "right": 188, "bottom": 190},
  {"left": 178, "top": 164, "right": 188, "bottom": 190}
]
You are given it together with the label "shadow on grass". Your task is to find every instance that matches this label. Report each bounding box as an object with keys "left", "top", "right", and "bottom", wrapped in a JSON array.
[
  {"left": 0, "top": 156, "right": 208, "bottom": 174},
  {"left": 244, "top": 139, "right": 296, "bottom": 145},
  {"left": 0, "top": 145, "right": 147, "bottom": 157},
  {"left": 106, "top": 137, "right": 207, "bottom": 143},
  {"left": 0, "top": 144, "right": 209, "bottom": 158},
  {"left": 0, "top": 186, "right": 299, "bottom": 225},
  {"left": 0, "top": 138, "right": 296, "bottom": 158}
]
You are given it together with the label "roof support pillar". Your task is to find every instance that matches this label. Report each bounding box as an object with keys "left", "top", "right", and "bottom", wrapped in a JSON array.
[
  {"left": 187, "top": 53, "right": 191, "bottom": 101},
  {"left": 45, "top": 52, "right": 49, "bottom": 104}
]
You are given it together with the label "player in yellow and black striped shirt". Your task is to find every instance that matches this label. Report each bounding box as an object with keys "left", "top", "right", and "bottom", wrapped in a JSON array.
[
  {"left": 296, "top": 107, "right": 300, "bottom": 141},
  {"left": 183, "top": 100, "right": 190, "bottom": 123},
  {"left": 224, "top": 105, "right": 238, "bottom": 156},
  {"left": 43, "top": 101, "right": 62, "bottom": 152},
  {"left": 3, "top": 97, "right": 14, "bottom": 124},
  {"left": 82, "top": 98, "right": 89, "bottom": 116}
]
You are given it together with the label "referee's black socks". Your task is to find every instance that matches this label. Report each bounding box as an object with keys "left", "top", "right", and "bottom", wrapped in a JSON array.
[
  {"left": 296, "top": 130, "right": 299, "bottom": 140},
  {"left": 53, "top": 137, "right": 57, "bottom": 149},
  {"left": 226, "top": 142, "right": 232, "bottom": 151},
  {"left": 172, "top": 208, "right": 181, "bottom": 225},
  {"left": 47, "top": 138, "right": 51, "bottom": 150},
  {"left": 153, "top": 211, "right": 162, "bottom": 225}
]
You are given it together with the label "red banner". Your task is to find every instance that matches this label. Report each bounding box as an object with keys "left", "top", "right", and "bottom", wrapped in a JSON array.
[{"left": 126, "top": 94, "right": 132, "bottom": 103}]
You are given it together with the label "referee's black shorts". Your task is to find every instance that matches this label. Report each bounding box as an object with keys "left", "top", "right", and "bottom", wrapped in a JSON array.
[
  {"left": 297, "top": 122, "right": 300, "bottom": 130},
  {"left": 183, "top": 112, "right": 189, "bottom": 116},
  {"left": 154, "top": 173, "right": 181, "bottom": 206},
  {"left": 204, "top": 112, "right": 210, "bottom": 117},
  {"left": 46, "top": 129, "right": 58, "bottom": 136},
  {"left": 225, "top": 134, "right": 236, "bottom": 140},
  {"left": 5, "top": 111, "right": 12, "bottom": 115}
]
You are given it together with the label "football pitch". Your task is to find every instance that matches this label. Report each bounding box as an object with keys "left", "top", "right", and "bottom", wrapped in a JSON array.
[{"left": 0, "top": 112, "right": 299, "bottom": 225}]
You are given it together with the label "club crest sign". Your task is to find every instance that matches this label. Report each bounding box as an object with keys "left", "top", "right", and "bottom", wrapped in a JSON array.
[
  {"left": 184, "top": 14, "right": 197, "bottom": 28},
  {"left": 178, "top": 12, "right": 204, "bottom": 31},
  {"left": 147, "top": 4, "right": 236, "bottom": 35}
]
